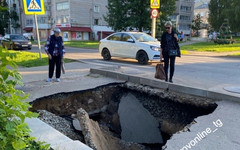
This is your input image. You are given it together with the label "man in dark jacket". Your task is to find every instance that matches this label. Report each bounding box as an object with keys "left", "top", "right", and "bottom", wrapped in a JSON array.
[
  {"left": 45, "top": 27, "right": 65, "bottom": 82},
  {"left": 160, "top": 21, "right": 180, "bottom": 83}
]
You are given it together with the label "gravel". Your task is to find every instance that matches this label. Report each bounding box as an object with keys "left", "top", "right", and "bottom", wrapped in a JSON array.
[{"left": 38, "top": 110, "right": 84, "bottom": 142}]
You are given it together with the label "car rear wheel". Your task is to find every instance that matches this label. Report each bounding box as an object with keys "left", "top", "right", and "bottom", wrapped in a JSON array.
[
  {"left": 102, "top": 48, "right": 111, "bottom": 60},
  {"left": 137, "top": 51, "right": 149, "bottom": 65},
  {"left": 28, "top": 47, "right": 31, "bottom": 50}
]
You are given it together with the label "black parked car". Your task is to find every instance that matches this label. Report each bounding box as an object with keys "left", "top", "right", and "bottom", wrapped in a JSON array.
[{"left": 2, "top": 34, "right": 32, "bottom": 50}]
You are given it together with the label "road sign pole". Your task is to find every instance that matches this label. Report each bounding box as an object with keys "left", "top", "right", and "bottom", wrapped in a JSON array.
[
  {"left": 152, "top": 17, "right": 156, "bottom": 38},
  {"left": 150, "top": 0, "right": 160, "bottom": 38},
  {"left": 34, "top": 14, "right": 42, "bottom": 60}
]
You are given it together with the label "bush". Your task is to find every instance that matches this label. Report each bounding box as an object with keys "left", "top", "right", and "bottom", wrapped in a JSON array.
[
  {"left": 213, "top": 39, "right": 235, "bottom": 44},
  {"left": 0, "top": 47, "right": 50, "bottom": 150}
]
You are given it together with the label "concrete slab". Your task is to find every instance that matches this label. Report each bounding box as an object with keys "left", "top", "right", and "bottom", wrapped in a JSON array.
[
  {"left": 26, "top": 118, "right": 92, "bottom": 150},
  {"left": 165, "top": 100, "right": 240, "bottom": 150},
  {"left": 118, "top": 93, "right": 163, "bottom": 144},
  {"left": 168, "top": 83, "right": 208, "bottom": 97},
  {"left": 140, "top": 78, "right": 169, "bottom": 90},
  {"left": 128, "top": 75, "right": 141, "bottom": 83},
  {"left": 52, "top": 141, "right": 93, "bottom": 150}
]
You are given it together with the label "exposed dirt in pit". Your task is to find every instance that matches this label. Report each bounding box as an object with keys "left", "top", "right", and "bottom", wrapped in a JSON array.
[{"left": 30, "top": 83, "right": 218, "bottom": 150}]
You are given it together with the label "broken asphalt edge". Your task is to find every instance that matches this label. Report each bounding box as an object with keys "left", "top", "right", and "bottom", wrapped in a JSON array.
[{"left": 90, "top": 68, "right": 240, "bottom": 103}]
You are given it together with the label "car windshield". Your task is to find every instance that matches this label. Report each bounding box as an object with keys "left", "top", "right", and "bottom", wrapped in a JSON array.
[
  {"left": 132, "top": 33, "right": 157, "bottom": 42},
  {"left": 10, "top": 35, "right": 26, "bottom": 40}
]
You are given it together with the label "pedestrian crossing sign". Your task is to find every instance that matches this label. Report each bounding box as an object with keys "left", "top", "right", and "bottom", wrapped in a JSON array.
[
  {"left": 150, "top": 0, "right": 160, "bottom": 9},
  {"left": 23, "top": 0, "right": 45, "bottom": 15}
]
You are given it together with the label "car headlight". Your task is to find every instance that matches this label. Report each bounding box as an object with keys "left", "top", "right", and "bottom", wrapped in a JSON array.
[
  {"left": 150, "top": 46, "right": 160, "bottom": 51},
  {"left": 28, "top": 42, "right": 32, "bottom": 44},
  {"left": 14, "top": 42, "right": 20, "bottom": 45}
]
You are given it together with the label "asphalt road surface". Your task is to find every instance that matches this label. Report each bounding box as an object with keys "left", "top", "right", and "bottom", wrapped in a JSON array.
[{"left": 29, "top": 45, "right": 240, "bottom": 91}]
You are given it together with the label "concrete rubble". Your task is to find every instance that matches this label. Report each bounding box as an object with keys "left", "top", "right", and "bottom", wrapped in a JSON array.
[{"left": 75, "top": 108, "right": 144, "bottom": 150}]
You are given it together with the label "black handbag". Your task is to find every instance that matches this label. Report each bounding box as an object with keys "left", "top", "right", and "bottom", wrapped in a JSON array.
[{"left": 168, "top": 49, "right": 178, "bottom": 56}]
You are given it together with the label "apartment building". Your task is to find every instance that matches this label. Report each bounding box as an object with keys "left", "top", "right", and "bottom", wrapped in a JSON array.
[
  {"left": 6, "top": 0, "right": 22, "bottom": 34},
  {"left": 170, "top": 0, "right": 195, "bottom": 35},
  {"left": 194, "top": 3, "right": 209, "bottom": 28},
  {"left": 21, "top": 0, "right": 52, "bottom": 40},
  {"left": 51, "top": 0, "right": 113, "bottom": 41},
  {"left": 20, "top": 0, "right": 112, "bottom": 41}
]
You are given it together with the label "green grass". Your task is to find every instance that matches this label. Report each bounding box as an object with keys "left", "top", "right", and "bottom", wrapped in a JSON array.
[
  {"left": 8, "top": 50, "right": 74, "bottom": 67},
  {"left": 64, "top": 41, "right": 99, "bottom": 49},
  {"left": 232, "top": 36, "right": 240, "bottom": 42},
  {"left": 181, "top": 50, "right": 190, "bottom": 55},
  {"left": 180, "top": 42, "right": 240, "bottom": 52},
  {"left": 33, "top": 40, "right": 100, "bottom": 49},
  {"left": 227, "top": 52, "right": 240, "bottom": 57}
]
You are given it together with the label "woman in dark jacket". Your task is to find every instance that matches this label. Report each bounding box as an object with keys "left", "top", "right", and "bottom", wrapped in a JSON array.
[
  {"left": 45, "top": 27, "right": 65, "bottom": 82},
  {"left": 160, "top": 21, "right": 180, "bottom": 83}
]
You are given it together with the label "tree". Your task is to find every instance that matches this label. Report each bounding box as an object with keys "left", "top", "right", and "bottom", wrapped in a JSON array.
[
  {"left": 157, "top": 0, "right": 176, "bottom": 32},
  {"left": 208, "top": 0, "right": 240, "bottom": 32},
  {"left": 0, "top": 0, "right": 10, "bottom": 35},
  {"left": 105, "top": 0, "right": 176, "bottom": 32},
  {"left": 0, "top": 47, "right": 50, "bottom": 150},
  {"left": 127, "top": 0, "right": 151, "bottom": 32},
  {"left": 10, "top": 9, "right": 20, "bottom": 28},
  {"left": 0, "top": 0, "right": 20, "bottom": 35},
  {"left": 191, "top": 14, "right": 202, "bottom": 36},
  {"left": 104, "top": 0, "right": 130, "bottom": 31}
]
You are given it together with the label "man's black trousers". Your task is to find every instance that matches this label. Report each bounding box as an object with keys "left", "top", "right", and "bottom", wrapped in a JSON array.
[{"left": 49, "top": 56, "right": 61, "bottom": 79}]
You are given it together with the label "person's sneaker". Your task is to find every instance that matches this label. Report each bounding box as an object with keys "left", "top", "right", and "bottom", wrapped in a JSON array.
[
  {"left": 169, "top": 79, "right": 173, "bottom": 83},
  {"left": 46, "top": 78, "right": 52, "bottom": 82},
  {"left": 56, "top": 78, "right": 61, "bottom": 82}
]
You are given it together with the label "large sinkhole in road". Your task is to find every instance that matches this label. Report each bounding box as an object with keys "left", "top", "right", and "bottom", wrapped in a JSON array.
[{"left": 30, "top": 83, "right": 217, "bottom": 150}]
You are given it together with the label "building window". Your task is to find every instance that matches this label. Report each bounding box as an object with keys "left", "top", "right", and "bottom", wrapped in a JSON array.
[
  {"left": 57, "top": 2, "right": 69, "bottom": 10},
  {"left": 26, "top": 19, "right": 33, "bottom": 25},
  {"left": 38, "top": 17, "right": 47, "bottom": 24},
  {"left": 180, "top": 6, "right": 191, "bottom": 12},
  {"left": 63, "top": 16, "right": 69, "bottom": 23},
  {"left": 180, "top": 15, "right": 190, "bottom": 21},
  {"left": 94, "top": 5, "right": 100, "bottom": 13},
  {"left": 94, "top": 19, "right": 99, "bottom": 25},
  {"left": 56, "top": 16, "right": 69, "bottom": 24}
]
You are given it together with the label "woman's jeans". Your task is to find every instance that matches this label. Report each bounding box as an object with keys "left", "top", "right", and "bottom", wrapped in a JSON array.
[{"left": 163, "top": 55, "right": 176, "bottom": 80}]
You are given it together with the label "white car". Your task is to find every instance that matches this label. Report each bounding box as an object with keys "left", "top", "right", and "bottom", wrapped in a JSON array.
[{"left": 99, "top": 32, "right": 161, "bottom": 64}]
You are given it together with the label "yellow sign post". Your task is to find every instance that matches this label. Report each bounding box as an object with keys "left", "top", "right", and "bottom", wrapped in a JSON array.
[
  {"left": 151, "top": 0, "right": 160, "bottom": 9},
  {"left": 150, "top": 0, "right": 160, "bottom": 38},
  {"left": 23, "top": 0, "right": 45, "bottom": 59}
]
